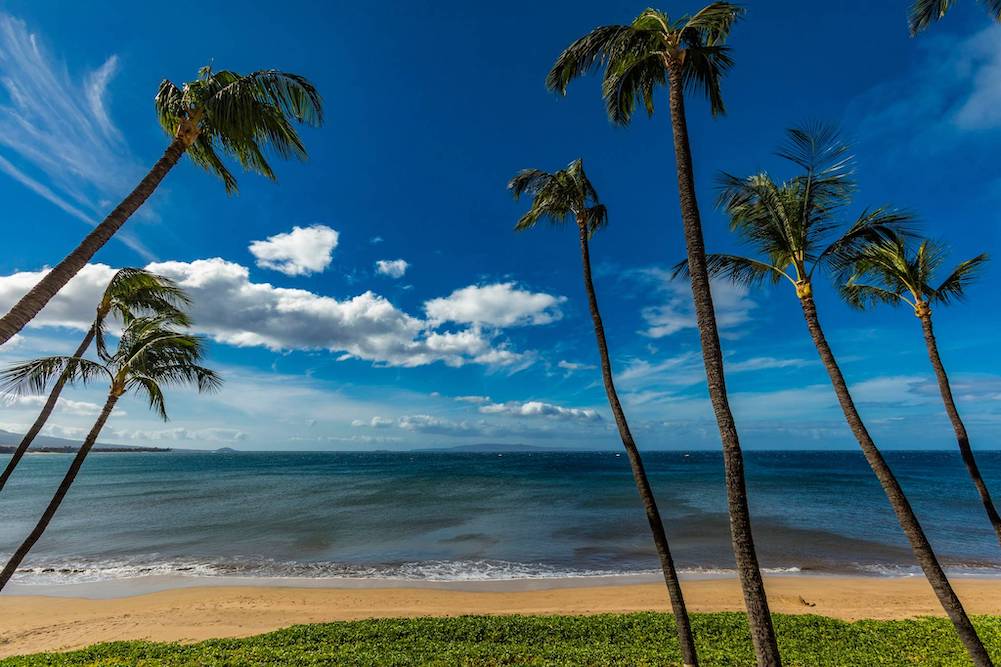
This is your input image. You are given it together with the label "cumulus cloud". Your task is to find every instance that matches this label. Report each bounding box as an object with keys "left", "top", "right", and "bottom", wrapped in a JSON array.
[
  {"left": 114, "top": 427, "right": 247, "bottom": 443},
  {"left": 424, "top": 282, "right": 565, "bottom": 327},
  {"left": 479, "top": 400, "right": 601, "bottom": 422},
  {"left": 0, "top": 14, "right": 151, "bottom": 258},
  {"left": 0, "top": 261, "right": 537, "bottom": 369},
  {"left": 397, "top": 414, "right": 485, "bottom": 436},
  {"left": 249, "top": 225, "right": 339, "bottom": 276},
  {"left": 375, "top": 259, "right": 409, "bottom": 278}
]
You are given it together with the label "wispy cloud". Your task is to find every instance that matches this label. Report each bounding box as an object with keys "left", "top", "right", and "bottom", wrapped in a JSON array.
[{"left": 0, "top": 14, "right": 152, "bottom": 258}]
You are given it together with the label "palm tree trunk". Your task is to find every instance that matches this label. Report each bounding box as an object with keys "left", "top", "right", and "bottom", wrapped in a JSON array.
[
  {"left": 0, "top": 391, "right": 119, "bottom": 592},
  {"left": 0, "top": 325, "right": 97, "bottom": 493},
  {"left": 665, "top": 64, "right": 780, "bottom": 667},
  {"left": 799, "top": 293, "right": 992, "bottom": 666},
  {"left": 0, "top": 138, "right": 188, "bottom": 346},
  {"left": 919, "top": 309, "right": 1001, "bottom": 548},
  {"left": 577, "top": 223, "right": 699, "bottom": 667}
]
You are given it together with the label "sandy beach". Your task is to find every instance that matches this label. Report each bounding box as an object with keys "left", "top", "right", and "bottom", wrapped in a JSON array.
[{"left": 0, "top": 576, "right": 998, "bottom": 658}]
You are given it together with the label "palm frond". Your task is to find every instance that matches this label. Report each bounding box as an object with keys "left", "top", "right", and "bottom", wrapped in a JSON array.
[
  {"left": 602, "top": 50, "right": 666, "bottom": 123},
  {"left": 681, "top": 2, "right": 745, "bottom": 45},
  {"left": 933, "top": 253, "right": 989, "bottom": 305},
  {"left": 0, "top": 356, "right": 109, "bottom": 396},
  {"left": 680, "top": 253, "right": 788, "bottom": 286},
  {"left": 546, "top": 25, "right": 633, "bottom": 94},
  {"left": 680, "top": 45, "right": 733, "bottom": 117},
  {"left": 817, "top": 208, "right": 916, "bottom": 276},
  {"left": 909, "top": 0, "right": 955, "bottom": 34},
  {"left": 840, "top": 281, "right": 907, "bottom": 311}
]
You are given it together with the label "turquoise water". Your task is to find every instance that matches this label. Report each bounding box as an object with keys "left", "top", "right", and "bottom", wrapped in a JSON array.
[{"left": 0, "top": 450, "right": 999, "bottom": 585}]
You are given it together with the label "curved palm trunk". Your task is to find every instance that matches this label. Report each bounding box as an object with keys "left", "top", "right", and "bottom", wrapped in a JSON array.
[
  {"left": 799, "top": 294, "right": 992, "bottom": 666},
  {"left": 0, "top": 138, "right": 188, "bottom": 346},
  {"left": 0, "top": 392, "right": 119, "bottom": 591},
  {"left": 665, "top": 64, "right": 780, "bottom": 666},
  {"left": 0, "top": 325, "right": 97, "bottom": 493},
  {"left": 919, "top": 310, "right": 1001, "bottom": 548},
  {"left": 577, "top": 223, "right": 699, "bottom": 667}
]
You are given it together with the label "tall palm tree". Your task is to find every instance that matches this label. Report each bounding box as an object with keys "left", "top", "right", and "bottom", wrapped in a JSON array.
[
  {"left": 842, "top": 233, "right": 998, "bottom": 546},
  {"left": 695, "top": 125, "right": 992, "bottom": 666},
  {"left": 0, "top": 315, "right": 220, "bottom": 591},
  {"left": 509, "top": 159, "right": 699, "bottom": 667},
  {"left": 546, "top": 6, "right": 782, "bottom": 664},
  {"left": 0, "top": 66, "right": 323, "bottom": 346},
  {"left": 0, "top": 268, "right": 190, "bottom": 493},
  {"left": 909, "top": 0, "right": 1001, "bottom": 34}
]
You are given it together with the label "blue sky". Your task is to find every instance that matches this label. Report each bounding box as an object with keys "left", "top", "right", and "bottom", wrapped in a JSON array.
[{"left": 0, "top": 1, "right": 998, "bottom": 451}]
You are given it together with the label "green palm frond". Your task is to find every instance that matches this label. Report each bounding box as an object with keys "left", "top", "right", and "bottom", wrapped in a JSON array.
[
  {"left": 0, "top": 356, "right": 109, "bottom": 396},
  {"left": 546, "top": 25, "right": 633, "bottom": 95},
  {"left": 674, "top": 253, "right": 788, "bottom": 286},
  {"left": 680, "top": 45, "right": 733, "bottom": 117},
  {"left": 509, "top": 159, "right": 605, "bottom": 235},
  {"left": 817, "top": 208, "right": 915, "bottom": 277},
  {"left": 840, "top": 282, "right": 907, "bottom": 311},
  {"left": 909, "top": 0, "right": 1001, "bottom": 33},
  {"left": 933, "top": 252, "right": 989, "bottom": 305},
  {"left": 681, "top": 2, "right": 745, "bottom": 45},
  {"left": 155, "top": 67, "right": 323, "bottom": 194},
  {"left": 547, "top": 3, "right": 741, "bottom": 123}
]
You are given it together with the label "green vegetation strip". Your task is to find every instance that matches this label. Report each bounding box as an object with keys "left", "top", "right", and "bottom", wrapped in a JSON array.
[{"left": 3, "top": 612, "right": 1000, "bottom": 666}]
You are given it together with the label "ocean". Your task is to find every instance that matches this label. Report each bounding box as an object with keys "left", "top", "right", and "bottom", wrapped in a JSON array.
[{"left": 1, "top": 450, "right": 999, "bottom": 589}]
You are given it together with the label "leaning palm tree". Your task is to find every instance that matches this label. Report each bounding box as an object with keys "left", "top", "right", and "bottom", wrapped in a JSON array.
[
  {"left": 509, "top": 159, "right": 699, "bottom": 667},
  {"left": 842, "top": 233, "right": 998, "bottom": 547},
  {"left": 693, "top": 124, "right": 992, "bottom": 666},
  {"left": 0, "top": 66, "right": 323, "bottom": 346},
  {"left": 0, "top": 315, "right": 220, "bottom": 591},
  {"left": 546, "top": 6, "right": 781, "bottom": 664},
  {"left": 0, "top": 268, "right": 190, "bottom": 493},
  {"left": 909, "top": 0, "right": 1001, "bottom": 34}
]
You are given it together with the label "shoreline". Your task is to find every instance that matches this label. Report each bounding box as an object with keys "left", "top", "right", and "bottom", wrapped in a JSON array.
[{"left": 1, "top": 576, "right": 1000, "bottom": 658}]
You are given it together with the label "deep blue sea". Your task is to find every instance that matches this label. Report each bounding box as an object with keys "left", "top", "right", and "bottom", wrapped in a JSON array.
[{"left": 1, "top": 450, "right": 999, "bottom": 586}]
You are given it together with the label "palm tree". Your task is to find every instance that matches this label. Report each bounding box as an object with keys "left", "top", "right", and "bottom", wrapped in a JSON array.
[
  {"left": 0, "top": 66, "right": 323, "bottom": 346},
  {"left": 695, "top": 124, "right": 992, "bottom": 666},
  {"left": 0, "top": 315, "right": 220, "bottom": 591},
  {"left": 546, "top": 6, "right": 782, "bottom": 664},
  {"left": 909, "top": 0, "right": 1001, "bottom": 34},
  {"left": 509, "top": 159, "right": 699, "bottom": 666},
  {"left": 0, "top": 268, "right": 190, "bottom": 493},
  {"left": 842, "top": 233, "right": 998, "bottom": 547}
]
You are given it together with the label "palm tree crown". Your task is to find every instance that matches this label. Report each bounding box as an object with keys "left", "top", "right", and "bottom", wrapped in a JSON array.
[
  {"left": 842, "top": 233, "right": 989, "bottom": 317},
  {"left": 509, "top": 159, "right": 607, "bottom": 234},
  {"left": 93, "top": 268, "right": 192, "bottom": 354},
  {"left": 155, "top": 66, "right": 324, "bottom": 192},
  {"left": 690, "top": 125, "right": 911, "bottom": 296},
  {"left": 909, "top": 0, "right": 1001, "bottom": 34},
  {"left": 546, "top": 3, "right": 743, "bottom": 122},
  {"left": 2, "top": 316, "right": 220, "bottom": 419}
]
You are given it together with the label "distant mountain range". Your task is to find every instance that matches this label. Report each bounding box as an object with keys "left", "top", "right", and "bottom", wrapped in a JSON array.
[{"left": 0, "top": 429, "right": 172, "bottom": 453}]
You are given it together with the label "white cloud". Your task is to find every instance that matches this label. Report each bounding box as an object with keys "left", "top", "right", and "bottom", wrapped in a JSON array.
[
  {"left": 3, "top": 394, "right": 124, "bottom": 417},
  {"left": 479, "top": 400, "right": 601, "bottom": 422},
  {"left": 375, "top": 259, "right": 409, "bottom": 278},
  {"left": 726, "top": 356, "right": 812, "bottom": 373},
  {"left": 455, "top": 395, "right": 491, "bottom": 404},
  {"left": 634, "top": 269, "right": 756, "bottom": 338},
  {"left": 114, "top": 427, "right": 247, "bottom": 444},
  {"left": 249, "top": 225, "right": 339, "bottom": 276},
  {"left": 425, "top": 282, "right": 565, "bottom": 327},
  {"left": 351, "top": 416, "right": 394, "bottom": 428},
  {"left": 557, "top": 360, "right": 595, "bottom": 372},
  {"left": 0, "top": 14, "right": 151, "bottom": 258},
  {"left": 397, "top": 414, "right": 484, "bottom": 436},
  {"left": 0, "top": 261, "right": 534, "bottom": 369}
]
